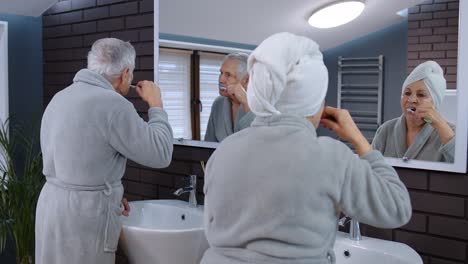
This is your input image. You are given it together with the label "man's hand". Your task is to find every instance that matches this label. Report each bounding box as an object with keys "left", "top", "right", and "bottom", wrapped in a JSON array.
[
  {"left": 121, "top": 197, "right": 130, "bottom": 217},
  {"left": 226, "top": 83, "right": 250, "bottom": 112},
  {"left": 135, "top": 80, "right": 163, "bottom": 108}
]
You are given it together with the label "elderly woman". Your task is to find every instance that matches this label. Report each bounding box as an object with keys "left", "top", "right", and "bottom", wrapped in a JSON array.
[
  {"left": 372, "top": 61, "right": 455, "bottom": 163},
  {"left": 201, "top": 32, "right": 411, "bottom": 264}
]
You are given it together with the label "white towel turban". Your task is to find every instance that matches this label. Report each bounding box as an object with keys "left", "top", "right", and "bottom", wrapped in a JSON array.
[
  {"left": 402, "top": 60, "right": 446, "bottom": 109},
  {"left": 246, "top": 32, "right": 329, "bottom": 117}
]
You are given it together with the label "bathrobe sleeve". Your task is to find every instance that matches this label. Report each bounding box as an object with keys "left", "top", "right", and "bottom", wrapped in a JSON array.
[
  {"left": 204, "top": 97, "right": 232, "bottom": 142},
  {"left": 108, "top": 103, "right": 174, "bottom": 168},
  {"left": 234, "top": 110, "right": 255, "bottom": 132},
  {"left": 371, "top": 123, "right": 387, "bottom": 154},
  {"left": 440, "top": 137, "right": 455, "bottom": 163},
  {"left": 338, "top": 149, "right": 412, "bottom": 229}
]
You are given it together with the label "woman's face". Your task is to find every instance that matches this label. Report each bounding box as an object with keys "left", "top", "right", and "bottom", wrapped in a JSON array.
[{"left": 401, "top": 80, "right": 433, "bottom": 126}]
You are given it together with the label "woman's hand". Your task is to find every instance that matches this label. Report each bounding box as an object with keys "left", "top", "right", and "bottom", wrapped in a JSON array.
[
  {"left": 416, "top": 102, "right": 455, "bottom": 144},
  {"left": 320, "top": 106, "right": 372, "bottom": 156},
  {"left": 121, "top": 197, "right": 130, "bottom": 217}
]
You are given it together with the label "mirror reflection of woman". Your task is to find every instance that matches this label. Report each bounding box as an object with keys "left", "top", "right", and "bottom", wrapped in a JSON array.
[{"left": 372, "top": 60, "right": 455, "bottom": 162}]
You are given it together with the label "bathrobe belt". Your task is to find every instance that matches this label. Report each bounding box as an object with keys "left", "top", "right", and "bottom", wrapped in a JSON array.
[
  {"left": 45, "top": 177, "right": 122, "bottom": 196},
  {"left": 45, "top": 177, "right": 124, "bottom": 252}
]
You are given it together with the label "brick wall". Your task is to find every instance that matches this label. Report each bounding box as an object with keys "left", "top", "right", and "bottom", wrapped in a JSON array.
[
  {"left": 408, "top": 0, "right": 459, "bottom": 89},
  {"left": 42, "top": 1, "right": 468, "bottom": 264},
  {"left": 42, "top": 0, "right": 154, "bottom": 108}
]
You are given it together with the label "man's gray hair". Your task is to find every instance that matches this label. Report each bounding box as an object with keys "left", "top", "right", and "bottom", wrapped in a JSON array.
[
  {"left": 87, "top": 38, "right": 136, "bottom": 82},
  {"left": 223, "top": 52, "right": 249, "bottom": 79}
]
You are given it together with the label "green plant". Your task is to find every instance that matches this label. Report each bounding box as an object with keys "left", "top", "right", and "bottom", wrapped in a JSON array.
[{"left": 0, "top": 118, "right": 45, "bottom": 264}]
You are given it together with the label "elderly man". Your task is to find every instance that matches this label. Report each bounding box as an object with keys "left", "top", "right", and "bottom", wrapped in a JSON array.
[
  {"left": 35, "top": 38, "right": 173, "bottom": 264},
  {"left": 204, "top": 53, "right": 255, "bottom": 142}
]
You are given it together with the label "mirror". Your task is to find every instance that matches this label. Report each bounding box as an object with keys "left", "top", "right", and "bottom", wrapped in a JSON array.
[{"left": 157, "top": 0, "right": 467, "bottom": 173}]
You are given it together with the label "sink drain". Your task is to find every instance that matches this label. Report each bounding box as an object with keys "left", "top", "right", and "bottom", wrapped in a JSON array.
[
  {"left": 181, "top": 214, "right": 186, "bottom": 221},
  {"left": 343, "top": 250, "right": 351, "bottom": 258}
]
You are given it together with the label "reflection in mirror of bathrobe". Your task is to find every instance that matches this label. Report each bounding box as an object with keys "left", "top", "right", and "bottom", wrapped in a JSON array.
[
  {"left": 372, "top": 115, "right": 455, "bottom": 163},
  {"left": 204, "top": 96, "right": 255, "bottom": 142}
]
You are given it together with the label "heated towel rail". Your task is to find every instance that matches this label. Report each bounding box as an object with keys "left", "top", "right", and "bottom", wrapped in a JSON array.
[{"left": 337, "top": 55, "right": 384, "bottom": 143}]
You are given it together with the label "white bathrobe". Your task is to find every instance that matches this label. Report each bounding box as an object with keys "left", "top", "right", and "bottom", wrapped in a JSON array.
[
  {"left": 35, "top": 69, "right": 173, "bottom": 264},
  {"left": 204, "top": 96, "right": 255, "bottom": 142},
  {"left": 201, "top": 114, "right": 412, "bottom": 264},
  {"left": 372, "top": 115, "right": 455, "bottom": 162}
]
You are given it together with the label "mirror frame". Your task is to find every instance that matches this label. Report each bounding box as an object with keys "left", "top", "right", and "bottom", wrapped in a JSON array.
[
  {"left": 154, "top": 0, "right": 468, "bottom": 173},
  {"left": 0, "top": 21, "right": 8, "bottom": 125},
  {"left": 0, "top": 21, "right": 8, "bottom": 175},
  {"left": 384, "top": 0, "right": 467, "bottom": 173}
]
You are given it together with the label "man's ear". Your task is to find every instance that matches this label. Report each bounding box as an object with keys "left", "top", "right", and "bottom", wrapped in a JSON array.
[
  {"left": 118, "top": 69, "right": 126, "bottom": 85},
  {"left": 123, "top": 68, "right": 130, "bottom": 82}
]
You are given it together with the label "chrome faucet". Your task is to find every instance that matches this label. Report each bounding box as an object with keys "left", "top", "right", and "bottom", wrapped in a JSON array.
[
  {"left": 173, "top": 175, "right": 197, "bottom": 208},
  {"left": 338, "top": 216, "right": 362, "bottom": 241}
]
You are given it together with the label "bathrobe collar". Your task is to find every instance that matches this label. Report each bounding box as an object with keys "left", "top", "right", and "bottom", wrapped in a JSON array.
[
  {"left": 252, "top": 113, "right": 317, "bottom": 137},
  {"left": 393, "top": 115, "right": 434, "bottom": 159},
  {"left": 73, "top": 69, "right": 116, "bottom": 92}
]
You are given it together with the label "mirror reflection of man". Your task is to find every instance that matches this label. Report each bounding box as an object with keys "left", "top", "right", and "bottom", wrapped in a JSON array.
[{"left": 204, "top": 53, "right": 255, "bottom": 142}]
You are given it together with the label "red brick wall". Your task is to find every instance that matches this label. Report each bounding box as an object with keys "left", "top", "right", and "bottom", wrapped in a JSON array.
[{"left": 407, "top": 0, "right": 459, "bottom": 89}]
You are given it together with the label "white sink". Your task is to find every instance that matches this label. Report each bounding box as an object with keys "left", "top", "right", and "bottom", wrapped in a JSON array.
[
  {"left": 119, "top": 199, "right": 208, "bottom": 264},
  {"left": 334, "top": 231, "right": 422, "bottom": 264},
  {"left": 119, "top": 200, "right": 422, "bottom": 264}
]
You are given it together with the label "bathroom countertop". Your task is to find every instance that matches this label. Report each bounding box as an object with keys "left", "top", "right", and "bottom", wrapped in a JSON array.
[{"left": 173, "top": 138, "right": 219, "bottom": 149}]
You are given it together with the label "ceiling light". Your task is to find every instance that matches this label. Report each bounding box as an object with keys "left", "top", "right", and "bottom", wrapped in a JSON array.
[
  {"left": 308, "top": 1, "right": 365, "bottom": 29},
  {"left": 397, "top": 8, "right": 408, "bottom": 18}
]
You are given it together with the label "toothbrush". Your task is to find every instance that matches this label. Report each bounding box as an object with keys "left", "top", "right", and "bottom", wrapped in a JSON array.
[{"left": 406, "top": 108, "right": 432, "bottom": 124}]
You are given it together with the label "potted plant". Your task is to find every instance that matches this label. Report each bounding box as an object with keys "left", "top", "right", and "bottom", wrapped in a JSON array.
[{"left": 0, "top": 118, "right": 45, "bottom": 264}]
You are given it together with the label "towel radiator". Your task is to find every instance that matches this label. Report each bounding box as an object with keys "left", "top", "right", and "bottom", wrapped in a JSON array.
[{"left": 337, "top": 55, "right": 384, "bottom": 144}]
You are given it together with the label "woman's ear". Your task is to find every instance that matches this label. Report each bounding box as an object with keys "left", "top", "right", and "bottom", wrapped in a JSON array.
[{"left": 241, "top": 75, "right": 249, "bottom": 89}]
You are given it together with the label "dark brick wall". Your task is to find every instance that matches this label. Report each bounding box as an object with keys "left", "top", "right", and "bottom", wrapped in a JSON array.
[
  {"left": 42, "top": 0, "right": 154, "bottom": 108},
  {"left": 42, "top": 1, "right": 468, "bottom": 264},
  {"left": 408, "top": 0, "right": 459, "bottom": 89},
  {"left": 121, "top": 145, "right": 211, "bottom": 203}
]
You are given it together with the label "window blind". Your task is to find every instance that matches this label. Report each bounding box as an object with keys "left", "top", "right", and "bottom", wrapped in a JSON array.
[{"left": 158, "top": 49, "right": 192, "bottom": 139}]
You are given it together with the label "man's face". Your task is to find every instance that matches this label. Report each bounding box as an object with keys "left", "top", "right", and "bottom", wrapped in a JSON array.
[{"left": 218, "top": 59, "right": 240, "bottom": 97}]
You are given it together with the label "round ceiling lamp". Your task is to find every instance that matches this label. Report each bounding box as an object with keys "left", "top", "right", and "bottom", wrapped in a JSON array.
[{"left": 308, "top": 1, "right": 365, "bottom": 29}]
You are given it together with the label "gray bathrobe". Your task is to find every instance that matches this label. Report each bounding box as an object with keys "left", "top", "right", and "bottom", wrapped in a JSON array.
[
  {"left": 204, "top": 96, "right": 255, "bottom": 142},
  {"left": 372, "top": 115, "right": 455, "bottom": 163},
  {"left": 201, "top": 114, "right": 412, "bottom": 264},
  {"left": 36, "top": 69, "right": 173, "bottom": 264}
]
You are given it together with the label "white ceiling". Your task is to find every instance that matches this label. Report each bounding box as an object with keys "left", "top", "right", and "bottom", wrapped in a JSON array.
[
  {"left": 160, "top": 0, "right": 425, "bottom": 50},
  {"left": 0, "top": 0, "right": 425, "bottom": 49},
  {"left": 0, "top": 0, "right": 58, "bottom": 17}
]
